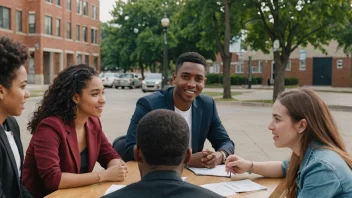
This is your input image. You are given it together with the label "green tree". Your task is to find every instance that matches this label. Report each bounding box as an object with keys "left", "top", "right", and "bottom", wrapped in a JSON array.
[
  {"left": 243, "top": 0, "right": 352, "bottom": 100},
  {"left": 176, "top": 0, "right": 245, "bottom": 98}
]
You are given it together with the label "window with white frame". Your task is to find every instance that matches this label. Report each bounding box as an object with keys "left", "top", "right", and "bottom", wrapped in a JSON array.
[
  {"left": 286, "top": 60, "right": 291, "bottom": 71},
  {"left": 67, "top": 22, "right": 71, "bottom": 39},
  {"left": 56, "top": 18, "right": 61, "bottom": 36},
  {"left": 85, "top": 55, "right": 89, "bottom": 64},
  {"left": 0, "top": 6, "right": 11, "bottom": 30},
  {"left": 299, "top": 59, "right": 306, "bottom": 70},
  {"left": 92, "top": 5, "right": 97, "bottom": 19},
  {"left": 337, "top": 59, "right": 343, "bottom": 69},
  {"left": 45, "top": 16, "right": 52, "bottom": 35},
  {"left": 83, "top": 26, "right": 87, "bottom": 42},
  {"left": 76, "top": 0, "right": 82, "bottom": 14},
  {"left": 235, "top": 63, "right": 244, "bottom": 74},
  {"left": 83, "top": 2, "right": 88, "bottom": 16},
  {"left": 67, "top": 0, "right": 71, "bottom": 10},
  {"left": 76, "top": 53, "right": 82, "bottom": 64},
  {"left": 45, "top": 0, "right": 52, "bottom": 3},
  {"left": 16, "top": 10, "right": 22, "bottom": 32},
  {"left": 252, "top": 61, "right": 262, "bottom": 73},
  {"left": 56, "top": 0, "right": 61, "bottom": 6},
  {"left": 76, "top": 24, "right": 80, "bottom": 41},
  {"left": 28, "top": 13, "right": 35, "bottom": 33}
]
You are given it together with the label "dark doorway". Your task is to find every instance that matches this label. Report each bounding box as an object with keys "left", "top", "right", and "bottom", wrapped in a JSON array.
[{"left": 313, "top": 57, "right": 332, "bottom": 86}]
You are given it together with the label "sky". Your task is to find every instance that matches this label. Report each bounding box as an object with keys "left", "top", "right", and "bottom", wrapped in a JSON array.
[{"left": 100, "top": 0, "right": 116, "bottom": 22}]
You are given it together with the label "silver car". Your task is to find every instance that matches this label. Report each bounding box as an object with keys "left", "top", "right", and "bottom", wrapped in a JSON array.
[
  {"left": 141, "top": 73, "right": 162, "bottom": 93},
  {"left": 113, "top": 73, "right": 142, "bottom": 89},
  {"left": 101, "top": 72, "right": 121, "bottom": 88}
]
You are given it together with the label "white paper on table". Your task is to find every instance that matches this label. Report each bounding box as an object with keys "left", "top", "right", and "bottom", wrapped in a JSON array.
[
  {"left": 104, "top": 185, "right": 126, "bottom": 195},
  {"left": 201, "top": 179, "right": 267, "bottom": 196},
  {"left": 188, "top": 165, "right": 230, "bottom": 177},
  {"left": 182, "top": 177, "right": 187, "bottom": 181}
]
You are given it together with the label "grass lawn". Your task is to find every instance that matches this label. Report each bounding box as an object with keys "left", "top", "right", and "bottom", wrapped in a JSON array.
[
  {"left": 29, "top": 90, "right": 44, "bottom": 97},
  {"left": 242, "top": 100, "right": 273, "bottom": 103},
  {"left": 214, "top": 97, "right": 238, "bottom": 102}
]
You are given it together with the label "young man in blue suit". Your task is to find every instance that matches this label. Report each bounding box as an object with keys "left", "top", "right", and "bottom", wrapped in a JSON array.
[
  {"left": 104, "top": 110, "right": 223, "bottom": 198},
  {"left": 125, "top": 52, "right": 234, "bottom": 168}
]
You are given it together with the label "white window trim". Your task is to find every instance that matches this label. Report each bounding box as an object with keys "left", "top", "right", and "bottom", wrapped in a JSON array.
[
  {"left": 286, "top": 60, "right": 291, "bottom": 71},
  {"left": 337, "top": 60, "right": 343, "bottom": 69},
  {"left": 299, "top": 59, "right": 306, "bottom": 71}
]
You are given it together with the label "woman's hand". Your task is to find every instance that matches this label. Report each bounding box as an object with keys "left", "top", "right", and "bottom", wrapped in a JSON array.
[
  {"left": 225, "top": 155, "right": 252, "bottom": 174},
  {"left": 101, "top": 164, "right": 128, "bottom": 182}
]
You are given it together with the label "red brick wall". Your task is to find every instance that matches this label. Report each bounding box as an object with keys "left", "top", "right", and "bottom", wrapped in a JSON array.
[{"left": 332, "top": 57, "right": 352, "bottom": 87}]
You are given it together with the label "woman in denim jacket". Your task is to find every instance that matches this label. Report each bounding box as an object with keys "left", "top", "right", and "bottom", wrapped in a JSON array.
[{"left": 225, "top": 88, "right": 352, "bottom": 198}]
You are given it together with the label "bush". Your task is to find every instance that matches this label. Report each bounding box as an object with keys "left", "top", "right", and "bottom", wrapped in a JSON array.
[
  {"left": 284, "top": 77, "right": 299, "bottom": 85},
  {"left": 206, "top": 74, "right": 265, "bottom": 85},
  {"left": 206, "top": 73, "right": 223, "bottom": 84}
]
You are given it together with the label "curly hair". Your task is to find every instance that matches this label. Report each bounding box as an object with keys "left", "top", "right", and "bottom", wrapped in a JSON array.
[
  {"left": 27, "top": 64, "right": 98, "bottom": 134},
  {"left": 0, "top": 36, "right": 29, "bottom": 88},
  {"left": 175, "top": 52, "right": 207, "bottom": 73}
]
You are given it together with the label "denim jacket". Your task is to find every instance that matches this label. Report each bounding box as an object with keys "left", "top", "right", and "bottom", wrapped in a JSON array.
[{"left": 282, "top": 142, "right": 352, "bottom": 198}]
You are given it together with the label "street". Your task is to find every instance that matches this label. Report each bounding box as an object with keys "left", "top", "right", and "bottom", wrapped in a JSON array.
[{"left": 18, "top": 88, "right": 352, "bottom": 164}]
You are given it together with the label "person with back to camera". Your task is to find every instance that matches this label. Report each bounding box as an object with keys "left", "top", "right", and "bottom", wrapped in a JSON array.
[
  {"left": 0, "top": 36, "right": 33, "bottom": 198},
  {"left": 103, "top": 109, "right": 224, "bottom": 198},
  {"left": 124, "top": 52, "right": 234, "bottom": 168},
  {"left": 225, "top": 88, "right": 352, "bottom": 198},
  {"left": 22, "top": 64, "right": 128, "bottom": 198}
]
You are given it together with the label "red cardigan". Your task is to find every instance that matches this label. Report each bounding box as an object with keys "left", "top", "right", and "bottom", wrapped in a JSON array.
[{"left": 22, "top": 116, "right": 120, "bottom": 198}]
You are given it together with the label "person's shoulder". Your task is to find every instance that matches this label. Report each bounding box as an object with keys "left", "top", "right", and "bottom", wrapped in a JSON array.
[
  {"left": 102, "top": 183, "right": 142, "bottom": 198},
  {"left": 197, "top": 94, "right": 215, "bottom": 106},
  {"left": 142, "top": 89, "right": 168, "bottom": 101},
  {"left": 39, "top": 116, "right": 64, "bottom": 126}
]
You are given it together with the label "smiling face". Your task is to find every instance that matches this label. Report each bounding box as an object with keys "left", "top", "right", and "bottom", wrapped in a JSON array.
[
  {"left": 73, "top": 76, "right": 105, "bottom": 118},
  {"left": 0, "top": 66, "right": 30, "bottom": 118},
  {"left": 268, "top": 100, "right": 303, "bottom": 151},
  {"left": 172, "top": 62, "right": 206, "bottom": 110}
]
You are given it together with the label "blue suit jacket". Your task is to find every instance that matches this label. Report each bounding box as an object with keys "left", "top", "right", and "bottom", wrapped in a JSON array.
[{"left": 125, "top": 87, "right": 235, "bottom": 161}]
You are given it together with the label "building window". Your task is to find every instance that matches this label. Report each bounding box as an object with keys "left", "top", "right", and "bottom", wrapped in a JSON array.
[
  {"left": 299, "top": 59, "right": 306, "bottom": 71},
  {"left": 286, "top": 60, "right": 291, "bottom": 71},
  {"left": 85, "top": 55, "right": 89, "bottom": 64},
  {"left": 83, "top": 2, "right": 88, "bottom": 16},
  {"left": 91, "top": 29, "right": 97, "bottom": 44},
  {"left": 56, "top": 18, "right": 61, "bottom": 36},
  {"left": 76, "top": 54, "right": 82, "bottom": 64},
  {"left": 92, "top": 5, "right": 97, "bottom": 19},
  {"left": 0, "top": 6, "right": 11, "bottom": 30},
  {"left": 76, "top": 0, "right": 82, "bottom": 14},
  {"left": 337, "top": 59, "right": 343, "bottom": 69},
  {"left": 93, "top": 56, "right": 98, "bottom": 68},
  {"left": 28, "top": 13, "right": 35, "bottom": 33},
  {"left": 235, "top": 63, "right": 244, "bottom": 74},
  {"left": 67, "top": 0, "right": 71, "bottom": 10},
  {"left": 83, "top": 27, "right": 87, "bottom": 42},
  {"left": 45, "top": 16, "right": 52, "bottom": 35},
  {"left": 67, "top": 22, "right": 71, "bottom": 39},
  {"left": 45, "top": 0, "right": 52, "bottom": 3},
  {"left": 252, "top": 61, "right": 262, "bottom": 73},
  {"left": 56, "top": 0, "right": 61, "bottom": 6},
  {"left": 16, "top": 10, "right": 22, "bottom": 32},
  {"left": 76, "top": 24, "right": 80, "bottom": 41}
]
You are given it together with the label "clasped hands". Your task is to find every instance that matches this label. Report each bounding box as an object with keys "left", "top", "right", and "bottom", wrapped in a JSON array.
[{"left": 188, "top": 149, "right": 223, "bottom": 168}]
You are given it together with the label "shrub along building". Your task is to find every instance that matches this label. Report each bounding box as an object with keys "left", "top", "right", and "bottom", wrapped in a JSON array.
[
  {"left": 209, "top": 41, "right": 352, "bottom": 87},
  {"left": 0, "top": 0, "right": 100, "bottom": 84}
]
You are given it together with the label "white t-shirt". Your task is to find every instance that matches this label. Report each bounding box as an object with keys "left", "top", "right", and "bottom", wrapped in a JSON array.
[
  {"left": 4, "top": 130, "right": 21, "bottom": 178},
  {"left": 174, "top": 105, "right": 192, "bottom": 147}
]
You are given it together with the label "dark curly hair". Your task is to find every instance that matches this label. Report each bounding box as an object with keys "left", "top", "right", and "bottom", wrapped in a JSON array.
[
  {"left": 27, "top": 64, "right": 98, "bottom": 134},
  {"left": 136, "top": 109, "right": 190, "bottom": 166},
  {"left": 0, "top": 36, "right": 29, "bottom": 88},
  {"left": 175, "top": 52, "right": 207, "bottom": 73}
]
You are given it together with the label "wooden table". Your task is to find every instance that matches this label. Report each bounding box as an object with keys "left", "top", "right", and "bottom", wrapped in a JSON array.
[{"left": 46, "top": 162, "right": 286, "bottom": 198}]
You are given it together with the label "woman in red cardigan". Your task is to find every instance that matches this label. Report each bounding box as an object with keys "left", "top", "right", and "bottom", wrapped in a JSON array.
[{"left": 22, "top": 64, "right": 127, "bottom": 198}]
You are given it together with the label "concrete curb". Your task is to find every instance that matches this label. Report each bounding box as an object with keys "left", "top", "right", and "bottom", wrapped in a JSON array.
[{"left": 215, "top": 100, "right": 352, "bottom": 112}]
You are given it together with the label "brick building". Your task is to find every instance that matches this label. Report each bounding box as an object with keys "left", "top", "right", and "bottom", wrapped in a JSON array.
[
  {"left": 211, "top": 41, "right": 352, "bottom": 87},
  {"left": 0, "top": 0, "right": 100, "bottom": 84}
]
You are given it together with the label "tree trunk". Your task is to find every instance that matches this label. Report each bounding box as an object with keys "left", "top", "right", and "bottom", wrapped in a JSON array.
[
  {"left": 222, "top": 0, "right": 232, "bottom": 99},
  {"left": 139, "top": 60, "right": 144, "bottom": 79},
  {"left": 272, "top": 51, "right": 289, "bottom": 101},
  {"left": 222, "top": 55, "right": 232, "bottom": 98}
]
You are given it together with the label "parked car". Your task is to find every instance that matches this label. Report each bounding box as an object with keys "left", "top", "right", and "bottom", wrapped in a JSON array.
[
  {"left": 113, "top": 73, "right": 142, "bottom": 89},
  {"left": 141, "top": 73, "right": 162, "bottom": 93},
  {"left": 101, "top": 72, "right": 121, "bottom": 88}
]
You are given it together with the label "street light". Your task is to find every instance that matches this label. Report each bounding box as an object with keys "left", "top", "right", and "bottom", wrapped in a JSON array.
[
  {"left": 161, "top": 13, "right": 170, "bottom": 89},
  {"left": 247, "top": 49, "right": 253, "bottom": 89}
]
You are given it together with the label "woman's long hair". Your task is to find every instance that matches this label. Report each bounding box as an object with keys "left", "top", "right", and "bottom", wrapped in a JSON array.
[
  {"left": 27, "top": 64, "right": 98, "bottom": 134},
  {"left": 277, "top": 88, "right": 352, "bottom": 198}
]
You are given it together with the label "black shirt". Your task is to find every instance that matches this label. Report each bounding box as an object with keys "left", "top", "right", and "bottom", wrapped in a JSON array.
[{"left": 80, "top": 148, "right": 89, "bottom": 173}]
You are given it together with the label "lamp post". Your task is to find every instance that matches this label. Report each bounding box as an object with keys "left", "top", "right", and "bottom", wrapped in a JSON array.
[
  {"left": 247, "top": 50, "right": 253, "bottom": 89},
  {"left": 161, "top": 13, "right": 170, "bottom": 89}
]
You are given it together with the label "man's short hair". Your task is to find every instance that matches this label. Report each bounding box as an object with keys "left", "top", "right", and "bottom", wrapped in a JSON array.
[
  {"left": 136, "top": 109, "right": 189, "bottom": 166},
  {"left": 175, "top": 52, "right": 207, "bottom": 73}
]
